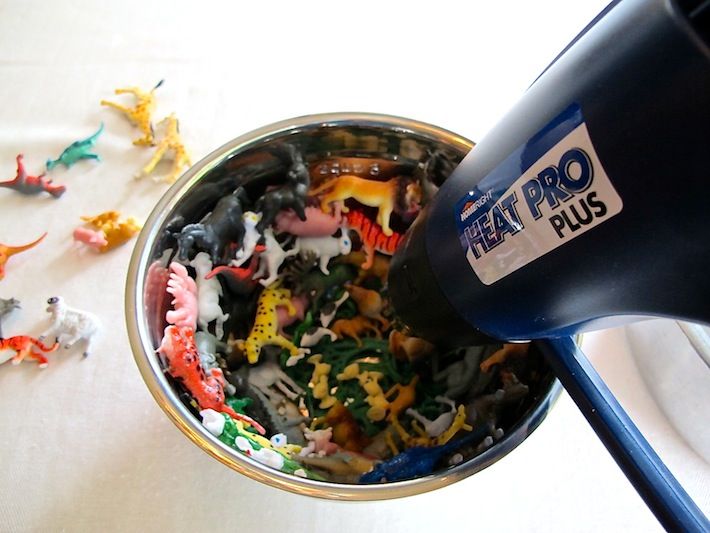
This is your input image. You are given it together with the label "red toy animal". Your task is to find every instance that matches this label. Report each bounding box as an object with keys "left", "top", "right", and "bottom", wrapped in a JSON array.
[{"left": 0, "top": 154, "right": 66, "bottom": 198}]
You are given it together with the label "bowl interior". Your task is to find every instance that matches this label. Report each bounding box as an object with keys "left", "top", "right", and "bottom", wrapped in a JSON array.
[{"left": 128, "top": 114, "right": 561, "bottom": 499}]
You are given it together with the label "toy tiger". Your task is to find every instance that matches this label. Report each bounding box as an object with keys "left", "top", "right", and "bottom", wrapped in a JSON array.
[
  {"left": 344, "top": 210, "right": 404, "bottom": 269},
  {"left": 0, "top": 335, "right": 58, "bottom": 368}
]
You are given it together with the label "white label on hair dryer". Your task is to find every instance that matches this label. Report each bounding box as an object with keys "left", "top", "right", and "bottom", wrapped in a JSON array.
[{"left": 454, "top": 104, "right": 622, "bottom": 285}]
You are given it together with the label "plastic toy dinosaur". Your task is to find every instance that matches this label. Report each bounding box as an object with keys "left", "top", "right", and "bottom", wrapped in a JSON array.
[
  {"left": 78, "top": 211, "right": 141, "bottom": 252},
  {"left": 0, "top": 233, "right": 46, "bottom": 280},
  {"left": 46, "top": 123, "right": 104, "bottom": 170},
  {"left": 139, "top": 113, "right": 191, "bottom": 183},
  {"left": 1, "top": 154, "right": 66, "bottom": 198},
  {"left": 0, "top": 335, "right": 58, "bottom": 368},
  {"left": 159, "top": 325, "right": 265, "bottom": 434},
  {"left": 100, "top": 80, "right": 163, "bottom": 146},
  {"left": 234, "top": 285, "right": 309, "bottom": 364}
]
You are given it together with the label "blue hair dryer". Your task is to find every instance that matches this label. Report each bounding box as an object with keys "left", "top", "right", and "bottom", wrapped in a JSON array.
[{"left": 389, "top": 0, "right": 710, "bottom": 530}]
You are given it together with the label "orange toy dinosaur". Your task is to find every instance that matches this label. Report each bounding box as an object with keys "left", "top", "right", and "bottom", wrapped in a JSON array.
[
  {"left": 0, "top": 233, "right": 46, "bottom": 280},
  {"left": 0, "top": 335, "right": 58, "bottom": 368}
]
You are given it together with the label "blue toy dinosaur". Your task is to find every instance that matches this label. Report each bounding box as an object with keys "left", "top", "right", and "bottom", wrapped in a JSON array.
[
  {"left": 46, "top": 123, "right": 104, "bottom": 170},
  {"left": 360, "top": 423, "right": 489, "bottom": 483}
]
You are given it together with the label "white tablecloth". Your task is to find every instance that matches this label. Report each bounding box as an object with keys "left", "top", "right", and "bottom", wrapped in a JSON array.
[{"left": 0, "top": 1, "right": 707, "bottom": 531}]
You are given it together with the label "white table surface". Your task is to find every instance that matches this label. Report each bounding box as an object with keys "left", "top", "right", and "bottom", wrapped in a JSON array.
[{"left": 1, "top": 1, "right": 707, "bottom": 531}]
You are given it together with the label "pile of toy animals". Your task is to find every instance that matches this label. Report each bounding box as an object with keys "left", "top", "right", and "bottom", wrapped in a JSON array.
[{"left": 148, "top": 142, "right": 547, "bottom": 484}]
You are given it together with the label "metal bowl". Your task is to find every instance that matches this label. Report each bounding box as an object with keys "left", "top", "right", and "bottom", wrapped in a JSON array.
[{"left": 125, "top": 112, "right": 562, "bottom": 500}]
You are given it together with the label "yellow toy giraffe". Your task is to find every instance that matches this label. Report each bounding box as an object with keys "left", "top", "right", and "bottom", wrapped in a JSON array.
[
  {"left": 100, "top": 80, "right": 163, "bottom": 146},
  {"left": 80, "top": 211, "right": 142, "bottom": 252},
  {"left": 386, "top": 404, "right": 472, "bottom": 455},
  {"left": 235, "top": 285, "right": 309, "bottom": 364},
  {"left": 139, "top": 113, "right": 191, "bottom": 184}
]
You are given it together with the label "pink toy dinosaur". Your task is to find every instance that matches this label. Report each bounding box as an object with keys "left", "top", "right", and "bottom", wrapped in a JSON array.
[
  {"left": 275, "top": 205, "right": 343, "bottom": 237},
  {"left": 165, "top": 262, "right": 198, "bottom": 329},
  {"left": 72, "top": 227, "right": 108, "bottom": 249}
]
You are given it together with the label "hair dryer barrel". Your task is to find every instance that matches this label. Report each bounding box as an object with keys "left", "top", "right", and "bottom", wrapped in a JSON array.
[{"left": 389, "top": 0, "right": 710, "bottom": 343}]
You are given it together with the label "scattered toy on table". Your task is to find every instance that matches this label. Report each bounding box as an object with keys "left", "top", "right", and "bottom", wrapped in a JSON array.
[
  {"left": 0, "top": 232, "right": 46, "bottom": 281},
  {"left": 174, "top": 186, "right": 249, "bottom": 264},
  {"left": 0, "top": 335, "right": 58, "bottom": 368},
  {"left": 275, "top": 204, "right": 344, "bottom": 237},
  {"left": 294, "top": 231, "right": 352, "bottom": 275},
  {"left": 234, "top": 284, "right": 309, "bottom": 364},
  {"left": 46, "top": 123, "right": 104, "bottom": 170},
  {"left": 232, "top": 211, "right": 262, "bottom": 267},
  {"left": 100, "top": 80, "right": 163, "bottom": 146},
  {"left": 165, "top": 262, "right": 198, "bottom": 330},
  {"left": 255, "top": 144, "right": 310, "bottom": 233},
  {"left": 39, "top": 296, "right": 100, "bottom": 357},
  {"left": 189, "top": 252, "right": 229, "bottom": 339},
  {"left": 159, "top": 325, "right": 264, "bottom": 434},
  {"left": 0, "top": 297, "right": 20, "bottom": 337},
  {"left": 139, "top": 113, "right": 191, "bottom": 183},
  {"left": 76, "top": 211, "right": 141, "bottom": 252},
  {"left": 1, "top": 154, "right": 66, "bottom": 198},
  {"left": 344, "top": 210, "right": 403, "bottom": 269},
  {"left": 309, "top": 175, "right": 422, "bottom": 236}
]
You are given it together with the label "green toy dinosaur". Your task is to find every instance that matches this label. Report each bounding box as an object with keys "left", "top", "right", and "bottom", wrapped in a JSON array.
[{"left": 46, "top": 123, "right": 104, "bottom": 170}]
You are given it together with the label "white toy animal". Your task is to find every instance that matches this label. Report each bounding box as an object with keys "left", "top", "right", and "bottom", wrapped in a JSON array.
[
  {"left": 299, "top": 327, "right": 337, "bottom": 348},
  {"left": 189, "top": 252, "right": 229, "bottom": 338},
  {"left": 39, "top": 296, "right": 101, "bottom": 357},
  {"left": 294, "top": 230, "right": 352, "bottom": 275},
  {"left": 253, "top": 228, "right": 299, "bottom": 287},
  {"left": 231, "top": 211, "right": 262, "bottom": 267},
  {"left": 406, "top": 395, "right": 457, "bottom": 438}
]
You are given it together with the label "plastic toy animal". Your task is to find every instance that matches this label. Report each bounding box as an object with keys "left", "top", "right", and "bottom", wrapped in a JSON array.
[
  {"left": 344, "top": 283, "right": 389, "bottom": 330},
  {"left": 0, "top": 233, "right": 46, "bottom": 281},
  {"left": 299, "top": 326, "right": 337, "bottom": 348},
  {"left": 255, "top": 144, "right": 310, "bottom": 233},
  {"left": 360, "top": 423, "right": 488, "bottom": 484},
  {"left": 406, "top": 396, "right": 457, "bottom": 438},
  {"left": 234, "top": 284, "right": 309, "bottom": 364},
  {"left": 317, "top": 401, "right": 371, "bottom": 452},
  {"left": 319, "top": 291, "right": 349, "bottom": 328},
  {"left": 159, "top": 325, "right": 265, "bottom": 434},
  {"left": 337, "top": 365, "right": 388, "bottom": 422},
  {"left": 330, "top": 316, "right": 381, "bottom": 346},
  {"left": 0, "top": 335, "right": 58, "bottom": 368},
  {"left": 139, "top": 114, "right": 191, "bottom": 183},
  {"left": 433, "top": 346, "right": 486, "bottom": 399},
  {"left": 307, "top": 354, "right": 338, "bottom": 409},
  {"left": 195, "top": 331, "right": 235, "bottom": 396},
  {"left": 480, "top": 343, "right": 530, "bottom": 373},
  {"left": 338, "top": 251, "right": 390, "bottom": 285},
  {"left": 175, "top": 187, "right": 249, "bottom": 264},
  {"left": 275, "top": 205, "right": 343, "bottom": 237},
  {"left": 189, "top": 252, "right": 229, "bottom": 339},
  {"left": 299, "top": 427, "right": 339, "bottom": 457},
  {"left": 100, "top": 80, "right": 163, "bottom": 146},
  {"left": 46, "top": 123, "right": 103, "bottom": 170},
  {"left": 0, "top": 297, "right": 20, "bottom": 337},
  {"left": 1, "top": 154, "right": 66, "bottom": 198},
  {"left": 298, "top": 451, "right": 376, "bottom": 480},
  {"left": 72, "top": 227, "right": 108, "bottom": 250},
  {"left": 165, "top": 262, "right": 198, "bottom": 329},
  {"left": 78, "top": 211, "right": 141, "bottom": 252},
  {"left": 39, "top": 297, "right": 101, "bottom": 357},
  {"left": 294, "top": 231, "right": 352, "bottom": 275},
  {"left": 309, "top": 175, "right": 422, "bottom": 236},
  {"left": 247, "top": 358, "right": 305, "bottom": 403},
  {"left": 344, "top": 210, "right": 404, "bottom": 269},
  {"left": 388, "top": 330, "right": 436, "bottom": 363},
  {"left": 385, "top": 375, "right": 419, "bottom": 421},
  {"left": 232, "top": 212, "right": 262, "bottom": 267},
  {"left": 390, "top": 404, "right": 472, "bottom": 451},
  {"left": 252, "top": 228, "right": 299, "bottom": 287}
]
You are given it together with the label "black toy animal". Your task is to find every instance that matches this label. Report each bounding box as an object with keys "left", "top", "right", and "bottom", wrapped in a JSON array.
[
  {"left": 255, "top": 144, "right": 310, "bottom": 233},
  {"left": 174, "top": 186, "right": 250, "bottom": 264}
]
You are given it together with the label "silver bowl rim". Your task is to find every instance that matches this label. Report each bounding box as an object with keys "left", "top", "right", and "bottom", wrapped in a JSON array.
[{"left": 125, "top": 111, "right": 562, "bottom": 500}]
